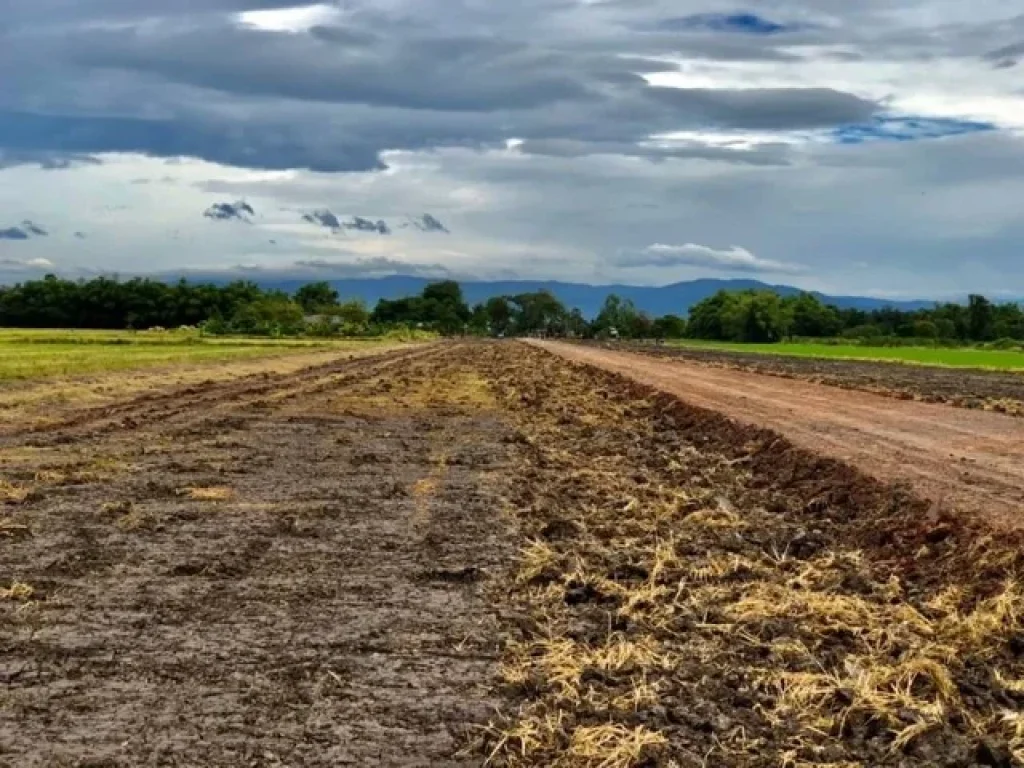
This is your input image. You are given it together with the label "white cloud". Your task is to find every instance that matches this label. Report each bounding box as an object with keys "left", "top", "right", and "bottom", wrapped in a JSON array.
[
  {"left": 236, "top": 4, "right": 342, "bottom": 32},
  {"left": 626, "top": 243, "right": 805, "bottom": 274}
]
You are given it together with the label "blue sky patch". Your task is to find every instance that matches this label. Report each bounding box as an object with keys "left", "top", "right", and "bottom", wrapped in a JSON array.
[
  {"left": 665, "top": 12, "right": 795, "bottom": 35},
  {"left": 830, "top": 116, "right": 998, "bottom": 144}
]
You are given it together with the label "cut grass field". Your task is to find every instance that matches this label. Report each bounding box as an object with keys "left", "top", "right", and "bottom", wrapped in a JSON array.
[
  {"left": 667, "top": 339, "right": 1024, "bottom": 370},
  {"left": 0, "top": 328, "right": 398, "bottom": 381}
]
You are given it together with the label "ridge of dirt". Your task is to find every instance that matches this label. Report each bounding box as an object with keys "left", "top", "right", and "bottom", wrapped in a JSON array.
[
  {"left": 607, "top": 342, "right": 1024, "bottom": 418},
  {"left": 535, "top": 341, "right": 1024, "bottom": 532}
]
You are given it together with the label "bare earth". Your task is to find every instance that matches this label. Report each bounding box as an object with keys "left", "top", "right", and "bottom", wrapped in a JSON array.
[{"left": 535, "top": 341, "right": 1024, "bottom": 528}]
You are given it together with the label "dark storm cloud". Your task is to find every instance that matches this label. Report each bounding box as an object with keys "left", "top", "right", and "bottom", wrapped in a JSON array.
[
  {"left": 302, "top": 209, "right": 342, "bottom": 231},
  {"left": 66, "top": 24, "right": 595, "bottom": 111},
  {"left": 644, "top": 87, "right": 879, "bottom": 130},
  {"left": 410, "top": 214, "right": 450, "bottom": 233},
  {"left": 983, "top": 41, "right": 1024, "bottom": 68},
  {"left": 203, "top": 200, "right": 254, "bottom": 221},
  {"left": 0, "top": 1, "right": 889, "bottom": 172},
  {"left": 344, "top": 217, "right": 391, "bottom": 235},
  {"left": 0, "top": 150, "right": 102, "bottom": 170},
  {"left": 0, "top": 220, "right": 48, "bottom": 240}
]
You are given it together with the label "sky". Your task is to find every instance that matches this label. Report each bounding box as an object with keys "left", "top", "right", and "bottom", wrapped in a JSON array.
[{"left": 1, "top": 1, "right": 1023, "bottom": 297}]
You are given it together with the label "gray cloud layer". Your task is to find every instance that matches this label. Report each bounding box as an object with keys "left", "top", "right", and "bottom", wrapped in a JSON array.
[
  {"left": 1, "top": 0, "right": 1022, "bottom": 294},
  {"left": 0, "top": 0, "right": 895, "bottom": 171}
]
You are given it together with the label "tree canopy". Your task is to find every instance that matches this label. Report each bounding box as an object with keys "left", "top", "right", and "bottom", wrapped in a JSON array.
[{"left": 0, "top": 274, "right": 1019, "bottom": 344}]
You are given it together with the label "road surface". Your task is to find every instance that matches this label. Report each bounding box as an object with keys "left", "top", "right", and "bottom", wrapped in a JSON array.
[{"left": 535, "top": 341, "right": 1024, "bottom": 529}]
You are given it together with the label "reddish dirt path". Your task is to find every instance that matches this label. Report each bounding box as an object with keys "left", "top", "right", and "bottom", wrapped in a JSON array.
[{"left": 534, "top": 341, "right": 1024, "bottom": 528}]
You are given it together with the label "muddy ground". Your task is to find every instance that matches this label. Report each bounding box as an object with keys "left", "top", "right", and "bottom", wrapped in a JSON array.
[
  {"left": 2, "top": 342, "right": 1023, "bottom": 767},
  {"left": 606, "top": 342, "right": 1024, "bottom": 417},
  {"left": 0, "top": 346, "right": 517, "bottom": 767}
]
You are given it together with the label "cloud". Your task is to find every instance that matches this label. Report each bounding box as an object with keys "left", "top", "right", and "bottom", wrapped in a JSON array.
[
  {"left": 344, "top": 216, "right": 391, "bottom": 235},
  {"left": 0, "top": 257, "right": 55, "bottom": 269},
  {"left": 302, "top": 209, "right": 342, "bottom": 231},
  {"left": 1, "top": 0, "right": 1024, "bottom": 298},
  {"left": 0, "top": 221, "right": 48, "bottom": 240},
  {"left": 622, "top": 243, "right": 804, "bottom": 275},
  {"left": 0, "top": 151, "right": 102, "bottom": 171},
  {"left": 203, "top": 200, "right": 255, "bottom": 222},
  {"left": 291, "top": 256, "right": 450, "bottom": 277},
  {"left": 410, "top": 214, "right": 450, "bottom": 233},
  {"left": 983, "top": 41, "right": 1024, "bottom": 68},
  {"left": 644, "top": 88, "right": 879, "bottom": 131},
  {"left": 21, "top": 221, "right": 47, "bottom": 237}
]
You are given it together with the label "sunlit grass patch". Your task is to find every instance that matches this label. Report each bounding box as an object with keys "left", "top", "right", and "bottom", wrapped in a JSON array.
[
  {"left": 0, "top": 582, "right": 35, "bottom": 601},
  {"left": 183, "top": 486, "right": 235, "bottom": 501}
]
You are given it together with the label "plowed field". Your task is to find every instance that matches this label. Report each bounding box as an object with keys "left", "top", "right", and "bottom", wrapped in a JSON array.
[{"left": 2, "top": 342, "right": 1022, "bottom": 767}]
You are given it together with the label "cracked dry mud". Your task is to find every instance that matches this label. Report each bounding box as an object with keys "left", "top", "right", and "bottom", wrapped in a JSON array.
[{"left": 2, "top": 341, "right": 1023, "bottom": 768}]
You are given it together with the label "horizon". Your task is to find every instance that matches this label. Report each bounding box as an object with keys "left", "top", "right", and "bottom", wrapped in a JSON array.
[
  {"left": 1, "top": 1, "right": 1023, "bottom": 295},
  {"left": 5, "top": 269, "right": 1021, "bottom": 306}
]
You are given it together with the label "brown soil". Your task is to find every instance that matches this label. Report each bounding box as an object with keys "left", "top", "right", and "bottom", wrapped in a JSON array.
[
  {"left": 0, "top": 345, "right": 517, "bottom": 767},
  {"left": 480, "top": 343, "right": 1024, "bottom": 767},
  {"left": 536, "top": 341, "right": 1024, "bottom": 531},
  {"left": 610, "top": 342, "right": 1024, "bottom": 417},
  {"left": 3, "top": 341, "right": 1023, "bottom": 767}
]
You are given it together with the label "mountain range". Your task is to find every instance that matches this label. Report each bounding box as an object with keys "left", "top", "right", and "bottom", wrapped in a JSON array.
[{"left": 179, "top": 275, "right": 941, "bottom": 318}]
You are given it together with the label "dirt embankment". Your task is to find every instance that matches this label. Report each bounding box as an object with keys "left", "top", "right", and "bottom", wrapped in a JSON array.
[
  {"left": 609, "top": 342, "right": 1024, "bottom": 417},
  {"left": 536, "top": 340, "right": 1024, "bottom": 531}
]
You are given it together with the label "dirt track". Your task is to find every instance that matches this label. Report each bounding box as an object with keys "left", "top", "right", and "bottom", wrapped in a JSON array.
[{"left": 535, "top": 341, "right": 1024, "bottom": 528}]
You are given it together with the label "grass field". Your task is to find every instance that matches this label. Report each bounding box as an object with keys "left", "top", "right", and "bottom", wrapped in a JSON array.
[
  {"left": 668, "top": 339, "right": 1024, "bottom": 370},
  {"left": 0, "top": 328, "right": 400, "bottom": 381}
]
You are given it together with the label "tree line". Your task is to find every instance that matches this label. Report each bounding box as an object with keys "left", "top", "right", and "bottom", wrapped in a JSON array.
[
  {"left": 0, "top": 274, "right": 1020, "bottom": 344},
  {"left": 686, "top": 290, "right": 1024, "bottom": 344}
]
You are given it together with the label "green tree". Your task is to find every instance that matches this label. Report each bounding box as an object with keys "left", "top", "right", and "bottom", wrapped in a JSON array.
[
  {"left": 593, "top": 294, "right": 645, "bottom": 338},
  {"left": 652, "top": 314, "right": 687, "bottom": 339},
  {"left": 509, "top": 291, "right": 567, "bottom": 335},
  {"left": 788, "top": 293, "right": 842, "bottom": 338},
  {"left": 967, "top": 294, "right": 995, "bottom": 341},
  {"left": 294, "top": 282, "right": 339, "bottom": 313},
  {"left": 721, "top": 291, "right": 792, "bottom": 342},
  {"left": 485, "top": 296, "right": 514, "bottom": 335}
]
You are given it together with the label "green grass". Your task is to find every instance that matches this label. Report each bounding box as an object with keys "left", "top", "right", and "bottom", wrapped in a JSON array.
[
  {"left": 0, "top": 328, "right": 392, "bottom": 381},
  {"left": 665, "top": 340, "right": 1024, "bottom": 371}
]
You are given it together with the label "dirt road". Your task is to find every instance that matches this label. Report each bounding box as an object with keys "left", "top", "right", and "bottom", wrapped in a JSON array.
[{"left": 535, "top": 341, "right": 1024, "bottom": 528}]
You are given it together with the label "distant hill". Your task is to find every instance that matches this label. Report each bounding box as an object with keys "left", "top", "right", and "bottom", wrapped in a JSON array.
[{"left": 185, "top": 275, "right": 938, "bottom": 317}]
